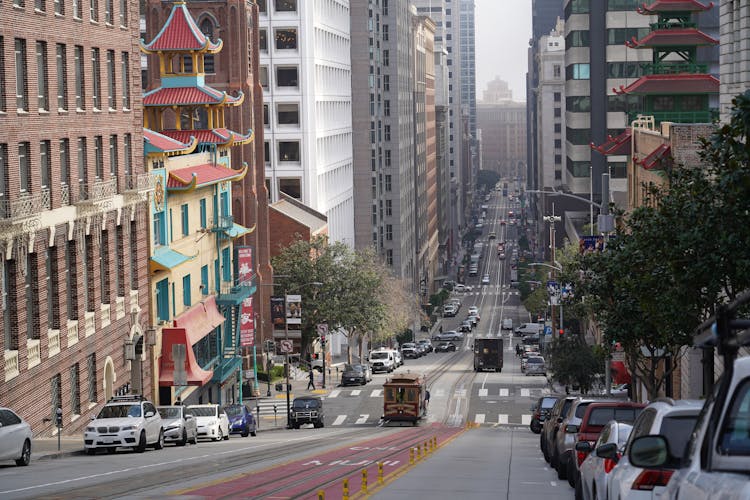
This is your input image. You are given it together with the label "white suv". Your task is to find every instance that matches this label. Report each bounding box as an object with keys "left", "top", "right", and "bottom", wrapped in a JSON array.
[{"left": 84, "top": 395, "right": 164, "bottom": 454}]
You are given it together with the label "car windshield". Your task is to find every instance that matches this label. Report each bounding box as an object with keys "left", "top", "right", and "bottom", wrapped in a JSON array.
[
  {"left": 223, "top": 406, "right": 245, "bottom": 417},
  {"left": 541, "top": 397, "right": 557, "bottom": 409},
  {"left": 528, "top": 357, "right": 544, "bottom": 364},
  {"left": 189, "top": 407, "right": 218, "bottom": 417},
  {"left": 588, "top": 407, "right": 642, "bottom": 426},
  {"left": 345, "top": 364, "right": 365, "bottom": 373},
  {"left": 575, "top": 402, "right": 593, "bottom": 418},
  {"left": 98, "top": 404, "right": 141, "bottom": 419},
  {"left": 293, "top": 399, "right": 320, "bottom": 409},
  {"left": 370, "top": 352, "right": 388, "bottom": 360},
  {"left": 158, "top": 407, "right": 181, "bottom": 419}
]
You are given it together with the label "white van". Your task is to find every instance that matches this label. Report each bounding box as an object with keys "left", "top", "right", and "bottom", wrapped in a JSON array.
[
  {"left": 369, "top": 350, "right": 395, "bottom": 373},
  {"left": 514, "top": 323, "right": 543, "bottom": 337},
  {"left": 502, "top": 318, "right": 513, "bottom": 331}
]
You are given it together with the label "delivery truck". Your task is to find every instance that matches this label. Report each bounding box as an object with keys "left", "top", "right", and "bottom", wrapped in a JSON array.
[{"left": 473, "top": 337, "right": 503, "bottom": 372}]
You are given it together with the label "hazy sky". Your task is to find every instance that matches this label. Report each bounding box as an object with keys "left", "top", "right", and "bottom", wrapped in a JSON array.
[{"left": 474, "top": 0, "right": 532, "bottom": 103}]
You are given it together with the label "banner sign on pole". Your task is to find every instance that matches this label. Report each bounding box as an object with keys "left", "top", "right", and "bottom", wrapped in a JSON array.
[
  {"left": 240, "top": 296, "right": 254, "bottom": 347},
  {"left": 270, "top": 296, "right": 286, "bottom": 330},
  {"left": 286, "top": 294, "right": 302, "bottom": 325}
]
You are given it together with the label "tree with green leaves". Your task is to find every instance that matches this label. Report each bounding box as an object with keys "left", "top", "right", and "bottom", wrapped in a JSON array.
[
  {"left": 564, "top": 91, "right": 750, "bottom": 400},
  {"left": 546, "top": 335, "right": 603, "bottom": 394}
]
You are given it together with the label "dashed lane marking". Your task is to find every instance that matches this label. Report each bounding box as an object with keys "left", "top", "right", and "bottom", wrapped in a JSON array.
[{"left": 332, "top": 415, "right": 347, "bottom": 426}]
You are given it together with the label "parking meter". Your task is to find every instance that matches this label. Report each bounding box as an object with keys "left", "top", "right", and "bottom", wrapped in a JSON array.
[{"left": 55, "top": 407, "right": 63, "bottom": 451}]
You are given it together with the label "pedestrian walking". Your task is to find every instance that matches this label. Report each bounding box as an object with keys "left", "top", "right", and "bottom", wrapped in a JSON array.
[
  {"left": 424, "top": 389, "right": 431, "bottom": 412},
  {"left": 307, "top": 369, "right": 316, "bottom": 390}
]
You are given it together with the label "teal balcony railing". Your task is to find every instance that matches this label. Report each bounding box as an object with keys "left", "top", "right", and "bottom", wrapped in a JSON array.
[
  {"left": 640, "top": 62, "right": 708, "bottom": 75},
  {"left": 211, "top": 215, "right": 234, "bottom": 232},
  {"left": 628, "top": 109, "right": 718, "bottom": 124},
  {"left": 650, "top": 21, "right": 697, "bottom": 31},
  {"left": 216, "top": 274, "right": 256, "bottom": 306}
]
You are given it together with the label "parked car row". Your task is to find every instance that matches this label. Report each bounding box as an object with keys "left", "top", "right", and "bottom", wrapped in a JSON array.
[{"left": 78, "top": 395, "right": 256, "bottom": 457}]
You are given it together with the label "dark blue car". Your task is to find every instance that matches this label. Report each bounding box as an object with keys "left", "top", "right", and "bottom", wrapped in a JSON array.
[{"left": 224, "top": 404, "right": 257, "bottom": 437}]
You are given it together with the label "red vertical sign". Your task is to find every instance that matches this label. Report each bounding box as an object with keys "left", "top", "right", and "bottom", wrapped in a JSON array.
[{"left": 237, "top": 247, "right": 255, "bottom": 347}]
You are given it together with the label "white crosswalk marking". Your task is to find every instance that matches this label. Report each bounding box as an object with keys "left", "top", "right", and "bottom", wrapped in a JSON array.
[
  {"left": 475, "top": 414, "right": 486, "bottom": 424},
  {"left": 498, "top": 414, "right": 508, "bottom": 424},
  {"left": 355, "top": 414, "right": 369, "bottom": 425},
  {"left": 332, "top": 415, "right": 347, "bottom": 426},
  {"left": 435, "top": 389, "right": 446, "bottom": 397},
  {"left": 521, "top": 415, "right": 532, "bottom": 425},
  {"left": 521, "top": 388, "right": 530, "bottom": 397},
  {"left": 499, "top": 388, "right": 509, "bottom": 397},
  {"left": 479, "top": 388, "right": 488, "bottom": 397},
  {"left": 350, "top": 390, "right": 362, "bottom": 396},
  {"left": 370, "top": 389, "right": 382, "bottom": 397},
  {"left": 327, "top": 390, "right": 341, "bottom": 398}
]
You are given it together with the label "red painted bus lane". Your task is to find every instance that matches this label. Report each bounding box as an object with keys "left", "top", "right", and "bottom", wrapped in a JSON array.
[{"left": 178, "top": 425, "right": 464, "bottom": 499}]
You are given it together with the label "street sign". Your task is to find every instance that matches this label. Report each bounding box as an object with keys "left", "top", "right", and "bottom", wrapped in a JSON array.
[
  {"left": 544, "top": 326, "right": 552, "bottom": 336},
  {"left": 317, "top": 323, "right": 328, "bottom": 341},
  {"left": 279, "top": 339, "right": 293, "bottom": 353}
]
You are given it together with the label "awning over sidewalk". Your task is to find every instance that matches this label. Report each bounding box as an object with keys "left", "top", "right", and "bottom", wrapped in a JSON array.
[
  {"left": 149, "top": 247, "right": 194, "bottom": 273},
  {"left": 159, "top": 328, "right": 213, "bottom": 386},
  {"left": 173, "top": 295, "right": 226, "bottom": 345}
]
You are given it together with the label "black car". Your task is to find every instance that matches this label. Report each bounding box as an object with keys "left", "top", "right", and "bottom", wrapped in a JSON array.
[
  {"left": 435, "top": 342, "right": 457, "bottom": 352},
  {"left": 289, "top": 396, "right": 324, "bottom": 429},
  {"left": 341, "top": 364, "right": 372, "bottom": 386},
  {"left": 530, "top": 396, "right": 559, "bottom": 434},
  {"left": 402, "top": 347, "right": 420, "bottom": 359}
]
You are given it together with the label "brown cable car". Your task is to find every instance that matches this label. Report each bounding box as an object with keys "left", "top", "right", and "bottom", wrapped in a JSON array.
[{"left": 383, "top": 373, "right": 427, "bottom": 425}]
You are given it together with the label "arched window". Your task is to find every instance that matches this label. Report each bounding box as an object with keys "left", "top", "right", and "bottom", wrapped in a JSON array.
[{"left": 200, "top": 18, "right": 216, "bottom": 74}]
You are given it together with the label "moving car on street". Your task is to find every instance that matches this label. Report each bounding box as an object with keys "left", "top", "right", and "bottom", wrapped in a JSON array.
[
  {"left": 435, "top": 341, "right": 457, "bottom": 352},
  {"left": 289, "top": 396, "right": 325, "bottom": 429},
  {"left": 341, "top": 363, "right": 373, "bottom": 386}
]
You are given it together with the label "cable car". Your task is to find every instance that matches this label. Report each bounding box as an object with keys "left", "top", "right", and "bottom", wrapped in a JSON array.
[{"left": 382, "top": 373, "right": 427, "bottom": 425}]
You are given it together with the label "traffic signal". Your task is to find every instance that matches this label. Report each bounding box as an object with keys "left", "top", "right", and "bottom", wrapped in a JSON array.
[{"left": 558, "top": 329, "right": 564, "bottom": 336}]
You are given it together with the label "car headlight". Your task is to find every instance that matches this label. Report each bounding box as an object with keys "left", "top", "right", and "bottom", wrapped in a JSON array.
[
  {"left": 165, "top": 425, "right": 179, "bottom": 431},
  {"left": 121, "top": 425, "right": 137, "bottom": 431},
  {"left": 86, "top": 426, "right": 95, "bottom": 432}
]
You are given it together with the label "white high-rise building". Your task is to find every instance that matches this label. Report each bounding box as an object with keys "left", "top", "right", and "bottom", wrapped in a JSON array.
[{"left": 259, "top": 0, "right": 355, "bottom": 245}]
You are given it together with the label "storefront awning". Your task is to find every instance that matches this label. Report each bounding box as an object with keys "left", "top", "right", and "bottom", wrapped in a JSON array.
[
  {"left": 173, "top": 295, "right": 226, "bottom": 345},
  {"left": 149, "top": 247, "right": 194, "bottom": 273},
  {"left": 159, "top": 328, "right": 213, "bottom": 387}
]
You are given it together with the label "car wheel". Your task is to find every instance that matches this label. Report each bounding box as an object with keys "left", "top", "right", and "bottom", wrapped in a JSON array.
[
  {"left": 241, "top": 425, "right": 249, "bottom": 438},
  {"left": 574, "top": 474, "right": 584, "bottom": 500},
  {"left": 86, "top": 448, "right": 97, "bottom": 455},
  {"left": 214, "top": 428, "right": 223, "bottom": 442},
  {"left": 530, "top": 419, "right": 541, "bottom": 434},
  {"left": 15, "top": 439, "right": 31, "bottom": 466},
  {"left": 550, "top": 448, "right": 559, "bottom": 469},
  {"left": 179, "top": 429, "right": 188, "bottom": 446},
  {"left": 557, "top": 456, "right": 568, "bottom": 480},
  {"left": 542, "top": 437, "right": 550, "bottom": 463},
  {"left": 190, "top": 431, "right": 198, "bottom": 445},
  {"left": 154, "top": 429, "right": 165, "bottom": 450},
  {"left": 567, "top": 460, "right": 576, "bottom": 487},
  {"left": 135, "top": 431, "right": 147, "bottom": 453}
]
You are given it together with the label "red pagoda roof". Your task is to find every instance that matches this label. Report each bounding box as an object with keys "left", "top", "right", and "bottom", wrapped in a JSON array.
[
  {"left": 613, "top": 73, "right": 719, "bottom": 95},
  {"left": 635, "top": 144, "right": 672, "bottom": 170},
  {"left": 142, "top": 1, "right": 221, "bottom": 53},
  {"left": 143, "top": 86, "right": 243, "bottom": 107},
  {"left": 144, "top": 128, "right": 196, "bottom": 155},
  {"left": 167, "top": 163, "right": 248, "bottom": 190},
  {"left": 637, "top": 0, "right": 714, "bottom": 14},
  {"left": 626, "top": 28, "right": 718, "bottom": 48},
  {"left": 591, "top": 129, "right": 632, "bottom": 156},
  {"left": 161, "top": 128, "right": 254, "bottom": 147}
]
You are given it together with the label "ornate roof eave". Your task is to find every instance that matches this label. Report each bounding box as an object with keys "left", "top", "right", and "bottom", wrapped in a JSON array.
[
  {"left": 625, "top": 28, "right": 719, "bottom": 48},
  {"left": 167, "top": 164, "right": 248, "bottom": 192},
  {"left": 637, "top": 0, "right": 714, "bottom": 15},
  {"left": 167, "top": 172, "right": 199, "bottom": 193},
  {"left": 613, "top": 73, "right": 719, "bottom": 95},
  {"left": 590, "top": 129, "right": 633, "bottom": 156},
  {"left": 142, "top": 87, "right": 243, "bottom": 108},
  {"left": 144, "top": 129, "right": 198, "bottom": 157},
  {"left": 634, "top": 144, "right": 672, "bottom": 170}
]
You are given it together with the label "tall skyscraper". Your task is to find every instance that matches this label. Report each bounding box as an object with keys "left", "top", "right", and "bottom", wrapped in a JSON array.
[{"left": 258, "top": 0, "right": 355, "bottom": 246}]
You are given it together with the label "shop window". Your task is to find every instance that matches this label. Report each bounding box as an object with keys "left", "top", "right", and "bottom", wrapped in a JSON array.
[
  {"left": 276, "top": 66, "right": 298, "bottom": 87},
  {"left": 278, "top": 141, "right": 300, "bottom": 161}
]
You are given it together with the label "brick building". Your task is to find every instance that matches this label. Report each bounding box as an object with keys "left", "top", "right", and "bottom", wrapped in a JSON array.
[{"left": 0, "top": 0, "right": 150, "bottom": 435}]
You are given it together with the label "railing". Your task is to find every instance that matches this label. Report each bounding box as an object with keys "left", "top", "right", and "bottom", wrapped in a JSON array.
[
  {"left": 60, "top": 184, "right": 70, "bottom": 206},
  {"left": 41, "top": 188, "right": 51, "bottom": 210},
  {"left": 640, "top": 62, "right": 708, "bottom": 75},
  {"left": 0, "top": 192, "right": 43, "bottom": 222},
  {"left": 115, "top": 296, "right": 125, "bottom": 320},
  {"left": 4, "top": 350, "right": 19, "bottom": 381},
  {"left": 122, "top": 173, "right": 155, "bottom": 193},
  {"left": 75, "top": 178, "right": 117, "bottom": 204},
  {"left": 213, "top": 215, "right": 234, "bottom": 231},
  {"left": 67, "top": 320, "right": 80, "bottom": 347},
  {"left": 629, "top": 109, "right": 719, "bottom": 124},
  {"left": 85, "top": 312, "right": 96, "bottom": 337},
  {"left": 48, "top": 329, "right": 61, "bottom": 357},
  {"left": 27, "top": 339, "right": 41, "bottom": 368},
  {"left": 217, "top": 275, "right": 256, "bottom": 306},
  {"left": 650, "top": 21, "right": 696, "bottom": 31}
]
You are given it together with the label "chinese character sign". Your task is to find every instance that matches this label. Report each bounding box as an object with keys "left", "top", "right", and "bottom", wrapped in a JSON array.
[
  {"left": 240, "top": 296, "right": 254, "bottom": 347},
  {"left": 236, "top": 246, "right": 254, "bottom": 284}
]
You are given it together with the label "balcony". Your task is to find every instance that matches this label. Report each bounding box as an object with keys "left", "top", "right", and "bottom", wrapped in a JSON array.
[
  {"left": 27, "top": 339, "right": 41, "bottom": 368},
  {"left": 640, "top": 62, "right": 708, "bottom": 75},
  {"left": 74, "top": 178, "right": 117, "bottom": 206},
  {"left": 216, "top": 275, "right": 256, "bottom": 307},
  {"left": 628, "top": 109, "right": 718, "bottom": 124},
  {"left": 211, "top": 215, "right": 234, "bottom": 232},
  {"left": 122, "top": 173, "right": 156, "bottom": 195},
  {"left": 0, "top": 192, "right": 43, "bottom": 228},
  {"left": 650, "top": 21, "right": 696, "bottom": 31},
  {"left": 4, "top": 350, "right": 19, "bottom": 382}
]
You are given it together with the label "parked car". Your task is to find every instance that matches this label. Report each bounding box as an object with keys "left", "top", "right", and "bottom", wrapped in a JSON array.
[
  {"left": 224, "top": 404, "right": 257, "bottom": 437},
  {"left": 442, "top": 304, "right": 457, "bottom": 317},
  {"left": 157, "top": 405, "right": 198, "bottom": 446},
  {"left": 401, "top": 345, "right": 420, "bottom": 359},
  {"left": 515, "top": 322, "right": 544, "bottom": 337},
  {"left": 468, "top": 306, "right": 479, "bottom": 316},
  {"left": 341, "top": 363, "right": 373, "bottom": 386},
  {"left": 525, "top": 356, "right": 547, "bottom": 376},
  {"left": 289, "top": 396, "right": 324, "bottom": 429},
  {"left": 567, "top": 401, "right": 646, "bottom": 488},
  {"left": 435, "top": 330, "right": 462, "bottom": 341},
  {"left": 459, "top": 320, "right": 473, "bottom": 333},
  {"left": 435, "top": 341, "right": 457, "bottom": 352},
  {"left": 188, "top": 404, "right": 230, "bottom": 441},
  {"left": 453, "top": 284, "right": 466, "bottom": 293},
  {"left": 393, "top": 349, "right": 403, "bottom": 367},
  {"left": 369, "top": 349, "right": 396, "bottom": 373},
  {"left": 468, "top": 314, "right": 479, "bottom": 327},
  {"left": 577, "top": 421, "right": 633, "bottom": 500},
  {"left": 550, "top": 398, "right": 600, "bottom": 480},
  {"left": 530, "top": 396, "right": 559, "bottom": 434},
  {"left": 0, "top": 407, "right": 32, "bottom": 466},
  {"left": 417, "top": 339, "right": 433, "bottom": 353},
  {"left": 84, "top": 395, "right": 164, "bottom": 454},
  {"left": 541, "top": 396, "right": 577, "bottom": 463},
  {"left": 607, "top": 398, "right": 704, "bottom": 500}
]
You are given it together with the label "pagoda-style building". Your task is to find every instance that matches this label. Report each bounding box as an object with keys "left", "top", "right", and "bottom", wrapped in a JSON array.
[
  {"left": 615, "top": 0, "right": 718, "bottom": 124},
  {"left": 140, "top": 1, "right": 257, "bottom": 406}
]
